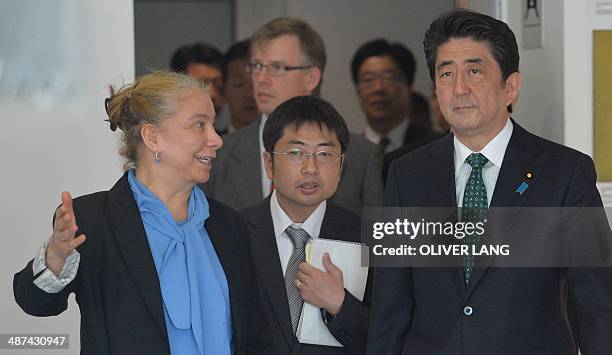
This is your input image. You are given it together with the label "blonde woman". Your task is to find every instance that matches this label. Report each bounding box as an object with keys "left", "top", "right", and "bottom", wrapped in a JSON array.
[{"left": 14, "top": 71, "right": 270, "bottom": 355}]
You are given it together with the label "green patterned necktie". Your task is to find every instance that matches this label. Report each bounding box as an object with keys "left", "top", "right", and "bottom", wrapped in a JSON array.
[{"left": 461, "top": 153, "right": 489, "bottom": 286}]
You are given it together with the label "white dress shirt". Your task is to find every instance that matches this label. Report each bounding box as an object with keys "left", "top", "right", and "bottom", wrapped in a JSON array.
[
  {"left": 259, "top": 115, "right": 273, "bottom": 197},
  {"left": 363, "top": 118, "right": 409, "bottom": 153},
  {"left": 32, "top": 238, "right": 80, "bottom": 293},
  {"left": 269, "top": 190, "right": 327, "bottom": 275},
  {"left": 454, "top": 118, "right": 513, "bottom": 207}
]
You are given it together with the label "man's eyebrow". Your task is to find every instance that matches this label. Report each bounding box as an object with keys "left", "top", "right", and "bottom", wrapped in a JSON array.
[
  {"left": 438, "top": 57, "right": 485, "bottom": 70},
  {"left": 287, "top": 139, "right": 305, "bottom": 145},
  {"left": 437, "top": 59, "right": 454, "bottom": 70},
  {"left": 286, "top": 140, "right": 337, "bottom": 147},
  {"left": 465, "top": 58, "right": 485, "bottom": 65}
]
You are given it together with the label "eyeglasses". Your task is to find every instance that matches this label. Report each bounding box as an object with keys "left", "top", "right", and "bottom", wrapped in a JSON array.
[
  {"left": 357, "top": 72, "right": 403, "bottom": 90},
  {"left": 246, "top": 62, "right": 313, "bottom": 76},
  {"left": 271, "top": 149, "right": 341, "bottom": 164}
]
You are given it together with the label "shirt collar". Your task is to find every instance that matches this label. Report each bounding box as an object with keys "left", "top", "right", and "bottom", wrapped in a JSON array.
[
  {"left": 364, "top": 118, "right": 409, "bottom": 148},
  {"left": 453, "top": 117, "right": 513, "bottom": 174},
  {"left": 270, "top": 189, "right": 326, "bottom": 240},
  {"left": 227, "top": 123, "right": 237, "bottom": 134},
  {"left": 259, "top": 114, "right": 268, "bottom": 135}
]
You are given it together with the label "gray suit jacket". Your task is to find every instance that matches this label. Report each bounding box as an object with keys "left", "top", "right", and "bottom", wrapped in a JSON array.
[{"left": 202, "top": 117, "right": 383, "bottom": 214}]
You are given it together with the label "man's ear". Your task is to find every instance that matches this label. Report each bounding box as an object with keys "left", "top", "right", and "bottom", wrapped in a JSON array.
[
  {"left": 140, "top": 123, "right": 162, "bottom": 153},
  {"left": 264, "top": 151, "right": 275, "bottom": 181},
  {"left": 305, "top": 67, "right": 322, "bottom": 93},
  {"left": 504, "top": 72, "right": 522, "bottom": 107},
  {"left": 338, "top": 154, "right": 345, "bottom": 181}
]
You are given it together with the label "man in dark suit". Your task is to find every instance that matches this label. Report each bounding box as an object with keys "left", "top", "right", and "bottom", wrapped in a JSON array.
[
  {"left": 351, "top": 39, "right": 439, "bottom": 156},
  {"left": 204, "top": 17, "right": 383, "bottom": 214},
  {"left": 241, "top": 95, "right": 367, "bottom": 354},
  {"left": 367, "top": 9, "right": 612, "bottom": 355},
  {"left": 220, "top": 39, "right": 260, "bottom": 135},
  {"left": 170, "top": 42, "right": 225, "bottom": 115}
]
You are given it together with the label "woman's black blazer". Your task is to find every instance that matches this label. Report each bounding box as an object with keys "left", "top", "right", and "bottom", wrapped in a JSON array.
[{"left": 14, "top": 172, "right": 271, "bottom": 354}]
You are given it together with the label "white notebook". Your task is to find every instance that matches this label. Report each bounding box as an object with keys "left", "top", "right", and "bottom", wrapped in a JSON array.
[{"left": 296, "top": 238, "right": 369, "bottom": 347}]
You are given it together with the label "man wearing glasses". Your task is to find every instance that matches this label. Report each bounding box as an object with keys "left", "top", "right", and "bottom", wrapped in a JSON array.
[
  {"left": 204, "top": 17, "right": 383, "bottom": 214},
  {"left": 241, "top": 95, "right": 367, "bottom": 355},
  {"left": 351, "top": 39, "right": 439, "bottom": 157}
]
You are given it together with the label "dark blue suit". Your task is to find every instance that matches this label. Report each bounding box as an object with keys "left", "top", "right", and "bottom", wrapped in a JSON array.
[{"left": 367, "top": 121, "right": 612, "bottom": 355}]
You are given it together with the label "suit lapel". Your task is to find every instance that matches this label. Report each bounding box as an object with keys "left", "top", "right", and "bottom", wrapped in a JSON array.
[
  {"left": 426, "top": 135, "right": 466, "bottom": 296},
  {"left": 246, "top": 199, "right": 295, "bottom": 347},
  {"left": 489, "top": 124, "right": 541, "bottom": 209},
  {"left": 319, "top": 204, "right": 349, "bottom": 241},
  {"left": 403, "top": 124, "right": 427, "bottom": 146},
  {"left": 427, "top": 134, "right": 457, "bottom": 208},
  {"left": 226, "top": 118, "right": 264, "bottom": 207},
  {"left": 103, "top": 173, "right": 168, "bottom": 340},
  {"left": 466, "top": 122, "right": 543, "bottom": 297},
  {"left": 205, "top": 202, "right": 245, "bottom": 348}
]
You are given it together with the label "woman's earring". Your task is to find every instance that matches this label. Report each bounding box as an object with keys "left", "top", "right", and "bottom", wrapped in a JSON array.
[{"left": 155, "top": 151, "right": 161, "bottom": 164}]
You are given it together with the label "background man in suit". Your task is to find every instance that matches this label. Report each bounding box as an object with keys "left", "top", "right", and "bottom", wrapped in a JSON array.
[
  {"left": 351, "top": 39, "right": 438, "bottom": 155},
  {"left": 367, "top": 9, "right": 612, "bottom": 355},
  {"left": 170, "top": 43, "right": 225, "bottom": 115},
  {"left": 241, "top": 95, "right": 367, "bottom": 354},
  {"left": 204, "top": 17, "right": 383, "bottom": 214},
  {"left": 221, "top": 39, "right": 259, "bottom": 135}
]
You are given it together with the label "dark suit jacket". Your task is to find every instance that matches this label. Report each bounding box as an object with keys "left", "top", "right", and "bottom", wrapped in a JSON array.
[
  {"left": 382, "top": 128, "right": 444, "bottom": 185},
  {"left": 400, "top": 123, "right": 440, "bottom": 149},
  {"left": 14, "top": 172, "right": 271, "bottom": 355},
  {"left": 241, "top": 198, "right": 368, "bottom": 355},
  {"left": 367, "top": 121, "right": 612, "bottom": 355},
  {"left": 203, "top": 117, "right": 383, "bottom": 214}
]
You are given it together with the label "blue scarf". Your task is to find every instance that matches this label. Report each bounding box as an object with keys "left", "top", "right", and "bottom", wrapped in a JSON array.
[{"left": 128, "top": 170, "right": 232, "bottom": 355}]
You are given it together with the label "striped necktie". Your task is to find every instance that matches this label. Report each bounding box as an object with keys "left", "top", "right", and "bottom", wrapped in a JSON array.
[{"left": 284, "top": 226, "right": 311, "bottom": 334}]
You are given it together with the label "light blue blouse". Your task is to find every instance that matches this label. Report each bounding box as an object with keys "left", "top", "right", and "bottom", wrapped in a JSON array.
[{"left": 128, "top": 170, "right": 232, "bottom": 355}]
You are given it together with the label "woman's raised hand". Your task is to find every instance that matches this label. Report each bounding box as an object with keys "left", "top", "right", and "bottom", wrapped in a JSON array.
[{"left": 46, "top": 192, "right": 87, "bottom": 276}]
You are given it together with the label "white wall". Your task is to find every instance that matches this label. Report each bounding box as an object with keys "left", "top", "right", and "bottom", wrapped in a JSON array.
[
  {"left": 236, "top": 0, "right": 454, "bottom": 132},
  {"left": 563, "top": 0, "right": 612, "bottom": 154},
  {"left": 563, "top": 0, "right": 612, "bottom": 205},
  {"left": 0, "top": 1, "right": 133, "bottom": 354},
  {"left": 503, "top": 0, "right": 565, "bottom": 144}
]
